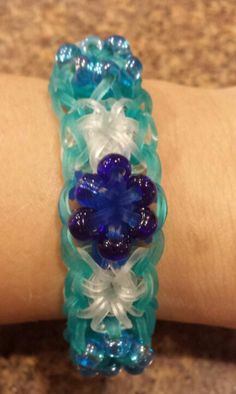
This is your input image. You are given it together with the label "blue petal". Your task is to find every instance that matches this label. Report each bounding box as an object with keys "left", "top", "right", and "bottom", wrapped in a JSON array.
[{"left": 75, "top": 173, "right": 107, "bottom": 208}]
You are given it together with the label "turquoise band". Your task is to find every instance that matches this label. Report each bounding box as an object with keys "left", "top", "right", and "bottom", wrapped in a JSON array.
[{"left": 49, "top": 35, "right": 167, "bottom": 376}]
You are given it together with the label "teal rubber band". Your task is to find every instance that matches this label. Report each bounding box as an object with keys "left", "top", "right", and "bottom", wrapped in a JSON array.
[{"left": 49, "top": 35, "right": 167, "bottom": 376}]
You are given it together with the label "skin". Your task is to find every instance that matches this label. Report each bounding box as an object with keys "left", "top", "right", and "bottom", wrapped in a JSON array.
[{"left": 0, "top": 74, "right": 235, "bottom": 328}]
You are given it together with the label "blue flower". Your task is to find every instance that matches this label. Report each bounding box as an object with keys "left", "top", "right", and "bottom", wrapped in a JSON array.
[
  {"left": 69, "top": 154, "right": 157, "bottom": 266},
  {"left": 71, "top": 333, "right": 153, "bottom": 376},
  {"left": 55, "top": 36, "right": 142, "bottom": 93}
]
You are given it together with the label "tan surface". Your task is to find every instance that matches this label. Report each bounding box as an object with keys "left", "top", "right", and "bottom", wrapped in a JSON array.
[{"left": 0, "top": 1, "right": 236, "bottom": 393}]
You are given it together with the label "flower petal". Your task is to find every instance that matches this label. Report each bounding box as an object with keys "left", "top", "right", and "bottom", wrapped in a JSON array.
[{"left": 75, "top": 173, "right": 107, "bottom": 208}]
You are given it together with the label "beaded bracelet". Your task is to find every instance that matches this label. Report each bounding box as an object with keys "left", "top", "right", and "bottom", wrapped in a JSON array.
[{"left": 49, "top": 35, "right": 167, "bottom": 376}]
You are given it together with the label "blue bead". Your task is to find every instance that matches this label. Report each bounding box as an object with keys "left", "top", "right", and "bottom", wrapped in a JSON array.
[
  {"left": 104, "top": 333, "right": 131, "bottom": 358},
  {"left": 127, "top": 175, "right": 157, "bottom": 206},
  {"left": 93, "top": 60, "right": 120, "bottom": 84},
  {"left": 56, "top": 43, "right": 80, "bottom": 65},
  {"left": 125, "top": 56, "right": 142, "bottom": 80},
  {"left": 102, "top": 60, "right": 120, "bottom": 79},
  {"left": 92, "top": 60, "right": 105, "bottom": 84},
  {"left": 75, "top": 340, "right": 104, "bottom": 370},
  {"left": 73, "top": 56, "right": 120, "bottom": 87},
  {"left": 79, "top": 36, "right": 103, "bottom": 56},
  {"left": 68, "top": 208, "right": 96, "bottom": 241},
  {"left": 74, "top": 56, "right": 93, "bottom": 87},
  {"left": 74, "top": 170, "right": 83, "bottom": 181},
  {"left": 104, "top": 35, "right": 131, "bottom": 58},
  {"left": 128, "top": 342, "right": 154, "bottom": 369},
  {"left": 98, "top": 233, "right": 131, "bottom": 261},
  {"left": 69, "top": 186, "right": 75, "bottom": 200},
  {"left": 93, "top": 236, "right": 129, "bottom": 269},
  {"left": 92, "top": 241, "right": 110, "bottom": 269},
  {"left": 97, "top": 153, "right": 131, "bottom": 181},
  {"left": 130, "top": 207, "right": 157, "bottom": 239},
  {"left": 75, "top": 173, "right": 105, "bottom": 209}
]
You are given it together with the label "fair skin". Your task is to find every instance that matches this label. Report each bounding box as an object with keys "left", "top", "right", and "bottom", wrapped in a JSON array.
[{"left": 0, "top": 74, "right": 235, "bottom": 328}]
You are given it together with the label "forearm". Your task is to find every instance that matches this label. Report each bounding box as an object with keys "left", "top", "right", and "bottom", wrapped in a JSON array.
[{"left": 0, "top": 74, "right": 235, "bottom": 327}]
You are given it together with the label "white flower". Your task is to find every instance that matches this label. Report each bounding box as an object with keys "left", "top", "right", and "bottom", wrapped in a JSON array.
[
  {"left": 67, "top": 98, "right": 138, "bottom": 172},
  {"left": 77, "top": 247, "right": 146, "bottom": 333}
]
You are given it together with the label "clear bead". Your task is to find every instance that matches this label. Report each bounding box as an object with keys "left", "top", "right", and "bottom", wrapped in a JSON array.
[
  {"left": 56, "top": 43, "right": 79, "bottom": 65},
  {"left": 75, "top": 340, "right": 104, "bottom": 369},
  {"left": 125, "top": 56, "right": 143, "bottom": 80},
  {"left": 104, "top": 35, "right": 131, "bottom": 58},
  {"left": 79, "top": 36, "right": 103, "bottom": 56},
  {"left": 104, "top": 333, "right": 131, "bottom": 358}
]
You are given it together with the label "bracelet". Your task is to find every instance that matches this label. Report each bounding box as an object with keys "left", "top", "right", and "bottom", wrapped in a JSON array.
[{"left": 49, "top": 35, "right": 167, "bottom": 376}]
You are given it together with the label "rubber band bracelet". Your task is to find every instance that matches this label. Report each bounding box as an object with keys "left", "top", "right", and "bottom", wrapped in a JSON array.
[{"left": 49, "top": 35, "right": 167, "bottom": 376}]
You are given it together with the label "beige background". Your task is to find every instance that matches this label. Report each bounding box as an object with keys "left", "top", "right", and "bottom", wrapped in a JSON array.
[{"left": 0, "top": 1, "right": 236, "bottom": 393}]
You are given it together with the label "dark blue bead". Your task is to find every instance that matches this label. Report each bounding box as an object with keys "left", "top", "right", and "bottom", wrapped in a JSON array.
[
  {"left": 104, "top": 35, "right": 131, "bottom": 58},
  {"left": 93, "top": 239, "right": 128, "bottom": 269},
  {"left": 69, "top": 186, "right": 75, "bottom": 200},
  {"left": 75, "top": 170, "right": 83, "bottom": 181},
  {"left": 130, "top": 207, "right": 157, "bottom": 239},
  {"left": 127, "top": 175, "right": 157, "bottom": 206},
  {"left": 75, "top": 173, "right": 105, "bottom": 208},
  {"left": 68, "top": 208, "right": 96, "bottom": 241},
  {"left": 125, "top": 56, "right": 142, "bottom": 80},
  {"left": 97, "top": 153, "right": 131, "bottom": 181},
  {"left": 69, "top": 171, "right": 83, "bottom": 200},
  {"left": 56, "top": 43, "right": 80, "bottom": 65},
  {"left": 92, "top": 241, "right": 110, "bottom": 269},
  {"left": 98, "top": 233, "right": 131, "bottom": 261}
]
